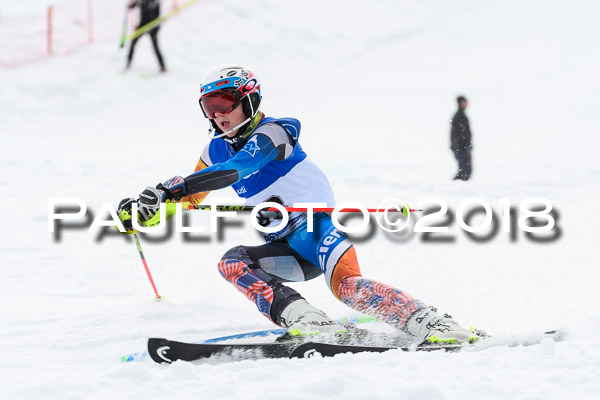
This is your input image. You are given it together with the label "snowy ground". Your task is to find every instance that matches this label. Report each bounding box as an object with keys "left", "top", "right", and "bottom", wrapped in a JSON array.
[{"left": 1, "top": 0, "right": 600, "bottom": 399}]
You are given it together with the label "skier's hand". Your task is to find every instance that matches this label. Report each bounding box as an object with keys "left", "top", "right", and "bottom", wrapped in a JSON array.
[
  {"left": 256, "top": 208, "right": 283, "bottom": 227},
  {"left": 117, "top": 176, "right": 187, "bottom": 232},
  {"left": 137, "top": 176, "right": 186, "bottom": 222},
  {"left": 136, "top": 183, "right": 186, "bottom": 227},
  {"left": 116, "top": 197, "right": 138, "bottom": 234},
  {"left": 137, "top": 187, "right": 163, "bottom": 222},
  {"left": 256, "top": 197, "right": 285, "bottom": 227}
]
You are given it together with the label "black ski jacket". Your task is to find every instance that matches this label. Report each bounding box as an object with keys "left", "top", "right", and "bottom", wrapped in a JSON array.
[
  {"left": 450, "top": 109, "right": 472, "bottom": 152},
  {"left": 130, "top": 0, "right": 161, "bottom": 26}
]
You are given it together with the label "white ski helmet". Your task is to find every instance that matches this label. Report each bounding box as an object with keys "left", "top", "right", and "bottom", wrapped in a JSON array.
[{"left": 199, "top": 64, "right": 262, "bottom": 143}]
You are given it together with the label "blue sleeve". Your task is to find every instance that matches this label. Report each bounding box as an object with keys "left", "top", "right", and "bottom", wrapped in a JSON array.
[{"left": 183, "top": 134, "right": 278, "bottom": 195}]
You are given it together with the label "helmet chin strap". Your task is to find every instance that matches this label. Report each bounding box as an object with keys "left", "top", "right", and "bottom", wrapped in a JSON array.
[
  {"left": 208, "top": 95, "right": 256, "bottom": 141},
  {"left": 209, "top": 116, "right": 251, "bottom": 140}
]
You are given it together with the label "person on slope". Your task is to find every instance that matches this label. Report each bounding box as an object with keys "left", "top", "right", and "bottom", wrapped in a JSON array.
[
  {"left": 118, "top": 64, "right": 480, "bottom": 346},
  {"left": 125, "top": 0, "right": 167, "bottom": 73},
  {"left": 450, "top": 95, "right": 473, "bottom": 180}
]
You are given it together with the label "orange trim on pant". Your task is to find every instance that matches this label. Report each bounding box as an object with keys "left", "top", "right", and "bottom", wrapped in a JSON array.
[{"left": 330, "top": 246, "right": 362, "bottom": 299}]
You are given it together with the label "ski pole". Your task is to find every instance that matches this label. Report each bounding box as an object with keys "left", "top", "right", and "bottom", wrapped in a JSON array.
[
  {"left": 188, "top": 204, "right": 422, "bottom": 215},
  {"left": 126, "top": 0, "right": 196, "bottom": 42},
  {"left": 119, "top": 5, "right": 129, "bottom": 48},
  {"left": 132, "top": 233, "right": 162, "bottom": 301}
]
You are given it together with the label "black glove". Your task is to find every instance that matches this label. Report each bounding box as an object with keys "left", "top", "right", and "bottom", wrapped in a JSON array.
[
  {"left": 129, "top": 176, "right": 187, "bottom": 224},
  {"left": 117, "top": 197, "right": 136, "bottom": 232},
  {"left": 137, "top": 187, "right": 163, "bottom": 222},
  {"left": 256, "top": 197, "right": 285, "bottom": 227},
  {"left": 117, "top": 188, "right": 165, "bottom": 230},
  {"left": 257, "top": 208, "right": 284, "bottom": 227}
]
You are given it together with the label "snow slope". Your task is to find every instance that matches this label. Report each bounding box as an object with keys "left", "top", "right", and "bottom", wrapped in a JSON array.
[{"left": 1, "top": 0, "right": 599, "bottom": 399}]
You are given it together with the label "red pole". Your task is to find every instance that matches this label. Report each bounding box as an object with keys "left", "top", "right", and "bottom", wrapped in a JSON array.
[
  {"left": 189, "top": 204, "right": 422, "bottom": 213},
  {"left": 133, "top": 234, "right": 162, "bottom": 300},
  {"left": 87, "top": 0, "right": 94, "bottom": 43},
  {"left": 47, "top": 6, "right": 53, "bottom": 55}
]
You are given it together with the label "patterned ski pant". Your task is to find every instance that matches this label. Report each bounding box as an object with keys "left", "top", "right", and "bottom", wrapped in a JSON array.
[{"left": 217, "top": 213, "right": 427, "bottom": 328}]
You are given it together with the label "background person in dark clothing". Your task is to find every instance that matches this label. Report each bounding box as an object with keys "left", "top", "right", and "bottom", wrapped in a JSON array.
[
  {"left": 450, "top": 95, "right": 472, "bottom": 180},
  {"left": 126, "top": 0, "right": 166, "bottom": 72}
]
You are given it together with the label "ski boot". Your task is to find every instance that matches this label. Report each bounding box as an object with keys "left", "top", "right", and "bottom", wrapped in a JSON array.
[
  {"left": 404, "top": 307, "right": 482, "bottom": 346},
  {"left": 276, "top": 299, "right": 350, "bottom": 343}
]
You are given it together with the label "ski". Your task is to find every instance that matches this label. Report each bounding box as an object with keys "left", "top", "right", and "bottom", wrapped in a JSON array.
[
  {"left": 288, "top": 341, "right": 443, "bottom": 358},
  {"left": 147, "top": 338, "right": 413, "bottom": 364},
  {"left": 121, "top": 324, "right": 565, "bottom": 362},
  {"left": 122, "top": 328, "right": 285, "bottom": 362},
  {"left": 121, "top": 315, "right": 379, "bottom": 362},
  {"left": 146, "top": 329, "right": 564, "bottom": 364}
]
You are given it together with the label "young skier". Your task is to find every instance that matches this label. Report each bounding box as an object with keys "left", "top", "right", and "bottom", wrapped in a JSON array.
[{"left": 118, "top": 64, "right": 480, "bottom": 345}]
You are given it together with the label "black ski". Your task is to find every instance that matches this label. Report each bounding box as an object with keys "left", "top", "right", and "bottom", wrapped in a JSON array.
[
  {"left": 147, "top": 338, "right": 457, "bottom": 364},
  {"left": 148, "top": 339, "right": 297, "bottom": 363},
  {"left": 147, "top": 329, "right": 564, "bottom": 364},
  {"left": 289, "top": 341, "right": 418, "bottom": 359}
]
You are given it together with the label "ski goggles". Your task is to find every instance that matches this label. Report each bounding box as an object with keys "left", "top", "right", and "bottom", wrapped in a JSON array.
[{"left": 199, "top": 89, "right": 243, "bottom": 119}]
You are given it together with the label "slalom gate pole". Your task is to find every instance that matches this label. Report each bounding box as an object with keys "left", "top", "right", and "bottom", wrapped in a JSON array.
[
  {"left": 47, "top": 6, "right": 53, "bottom": 55},
  {"left": 132, "top": 233, "right": 162, "bottom": 300},
  {"left": 87, "top": 0, "right": 93, "bottom": 43},
  {"left": 188, "top": 204, "right": 422, "bottom": 216},
  {"left": 126, "top": 0, "right": 196, "bottom": 42}
]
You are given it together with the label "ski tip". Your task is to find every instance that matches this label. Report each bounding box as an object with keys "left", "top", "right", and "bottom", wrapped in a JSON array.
[
  {"left": 121, "top": 352, "right": 144, "bottom": 362},
  {"left": 148, "top": 338, "right": 172, "bottom": 364},
  {"left": 153, "top": 295, "right": 165, "bottom": 302},
  {"left": 544, "top": 328, "right": 566, "bottom": 342}
]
